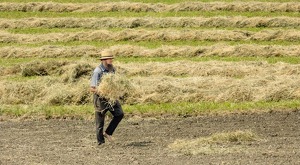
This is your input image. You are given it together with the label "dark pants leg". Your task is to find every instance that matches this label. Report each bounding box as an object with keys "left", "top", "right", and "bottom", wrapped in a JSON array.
[
  {"left": 105, "top": 100, "right": 124, "bottom": 135},
  {"left": 95, "top": 110, "right": 105, "bottom": 144},
  {"left": 93, "top": 94, "right": 124, "bottom": 143}
]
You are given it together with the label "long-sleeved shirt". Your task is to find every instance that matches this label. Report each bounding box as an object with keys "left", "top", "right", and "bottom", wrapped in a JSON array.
[{"left": 90, "top": 63, "right": 114, "bottom": 87}]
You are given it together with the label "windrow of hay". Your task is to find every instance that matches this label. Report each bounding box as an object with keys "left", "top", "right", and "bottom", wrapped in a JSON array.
[
  {"left": 38, "top": 79, "right": 90, "bottom": 105},
  {"left": 1, "top": 17, "right": 300, "bottom": 29},
  {"left": 1, "top": 29, "right": 300, "bottom": 44},
  {"left": 20, "top": 60, "right": 93, "bottom": 82},
  {"left": 1, "top": 44, "right": 300, "bottom": 58},
  {"left": 0, "top": 80, "right": 45, "bottom": 104},
  {"left": 2, "top": 60, "right": 300, "bottom": 105},
  {"left": 20, "top": 60, "right": 68, "bottom": 77},
  {"left": 128, "top": 75, "right": 300, "bottom": 103},
  {"left": 3, "top": 60, "right": 300, "bottom": 78},
  {"left": 97, "top": 73, "right": 134, "bottom": 105},
  {"left": 60, "top": 62, "right": 94, "bottom": 82},
  {"left": 3, "top": 59, "right": 300, "bottom": 79},
  {"left": 117, "top": 61, "right": 300, "bottom": 78},
  {"left": 109, "top": 44, "right": 300, "bottom": 58},
  {"left": 0, "top": 78, "right": 91, "bottom": 105},
  {"left": 168, "top": 130, "right": 260, "bottom": 155},
  {"left": 0, "top": 2, "right": 299, "bottom": 12},
  {"left": 0, "top": 45, "right": 101, "bottom": 58},
  {"left": 1, "top": 72, "right": 300, "bottom": 105}
]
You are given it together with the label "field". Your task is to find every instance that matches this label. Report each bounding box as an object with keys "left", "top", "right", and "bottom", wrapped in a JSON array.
[
  {"left": 0, "top": 0, "right": 300, "bottom": 164},
  {"left": 0, "top": 110, "right": 299, "bottom": 164}
]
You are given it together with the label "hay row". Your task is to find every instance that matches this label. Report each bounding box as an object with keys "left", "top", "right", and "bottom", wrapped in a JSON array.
[
  {"left": 0, "top": 79, "right": 90, "bottom": 105},
  {"left": 3, "top": 60, "right": 299, "bottom": 78},
  {"left": 1, "top": 17, "right": 299, "bottom": 28},
  {"left": 1, "top": 29, "right": 300, "bottom": 44},
  {"left": 117, "top": 61, "right": 300, "bottom": 78},
  {"left": 1, "top": 73, "right": 300, "bottom": 105},
  {"left": 1, "top": 44, "right": 300, "bottom": 59},
  {"left": 0, "top": 45, "right": 100, "bottom": 58},
  {"left": 0, "top": 2, "right": 299, "bottom": 12},
  {"left": 130, "top": 75, "right": 300, "bottom": 103},
  {"left": 1, "top": 60, "right": 300, "bottom": 104}
]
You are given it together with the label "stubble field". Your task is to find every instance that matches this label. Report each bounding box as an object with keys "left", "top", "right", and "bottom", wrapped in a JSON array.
[{"left": 0, "top": 0, "right": 300, "bottom": 164}]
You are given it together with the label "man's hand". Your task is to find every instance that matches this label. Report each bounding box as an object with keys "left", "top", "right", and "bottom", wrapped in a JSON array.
[{"left": 90, "top": 87, "right": 97, "bottom": 93}]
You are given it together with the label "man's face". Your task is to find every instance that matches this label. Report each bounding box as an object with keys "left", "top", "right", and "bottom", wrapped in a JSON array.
[
  {"left": 102, "top": 58, "right": 113, "bottom": 66},
  {"left": 106, "top": 58, "right": 113, "bottom": 65}
]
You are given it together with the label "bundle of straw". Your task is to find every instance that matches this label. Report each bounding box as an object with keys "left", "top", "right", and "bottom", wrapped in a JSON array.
[{"left": 97, "top": 73, "right": 133, "bottom": 105}]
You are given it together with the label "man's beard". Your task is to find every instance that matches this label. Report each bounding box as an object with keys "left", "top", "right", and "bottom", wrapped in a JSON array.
[{"left": 107, "top": 64, "right": 114, "bottom": 71}]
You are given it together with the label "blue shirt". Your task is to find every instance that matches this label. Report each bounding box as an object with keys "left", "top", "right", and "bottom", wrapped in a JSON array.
[{"left": 90, "top": 63, "right": 113, "bottom": 87}]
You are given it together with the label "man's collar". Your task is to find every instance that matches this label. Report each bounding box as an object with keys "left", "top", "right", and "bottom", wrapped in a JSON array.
[{"left": 99, "top": 63, "right": 108, "bottom": 72}]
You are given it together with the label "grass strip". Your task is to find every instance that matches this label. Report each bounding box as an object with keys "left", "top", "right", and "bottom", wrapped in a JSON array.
[
  {"left": 0, "top": 100, "right": 299, "bottom": 120},
  {"left": 0, "top": 40, "right": 298, "bottom": 49},
  {"left": 1, "top": 11, "right": 299, "bottom": 18}
]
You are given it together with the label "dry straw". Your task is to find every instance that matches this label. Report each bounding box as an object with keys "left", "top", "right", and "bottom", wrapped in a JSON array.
[
  {"left": 0, "top": 80, "right": 44, "bottom": 104},
  {"left": 168, "top": 130, "right": 259, "bottom": 155},
  {"left": 20, "top": 60, "right": 68, "bottom": 77},
  {"left": 1, "top": 44, "right": 300, "bottom": 58},
  {"left": 1, "top": 61, "right": 300, "bottom": 105},
  {"left": 40, "top": 79, "right": 90, "bottom": 105},
  {"left": 97, "top": 73, "right": 134, "bottom": 105},
  {"left": 0, "top": 2, "right": 299, "bottom": 12},
  {"left": 1, "top": 17, "right": 299, "bottom": 28},
  {"left": 1, "top": 29, "right": 300, "bottom": 44}
]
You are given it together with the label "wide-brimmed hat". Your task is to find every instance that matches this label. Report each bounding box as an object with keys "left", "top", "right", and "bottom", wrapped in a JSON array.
[{"left": 99, "top": 51, "right": 114, "bottom": 60}]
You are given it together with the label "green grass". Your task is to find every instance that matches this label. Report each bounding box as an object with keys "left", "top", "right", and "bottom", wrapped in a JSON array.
[
  {"left": 1, "top": 100, "right": 299, "bottom": 119},
  {"left": 1, "top": 11, "right": 299, "bottom": 19},
  {"left": 3, "top": 0, "right": 298, "bottom": 3}
]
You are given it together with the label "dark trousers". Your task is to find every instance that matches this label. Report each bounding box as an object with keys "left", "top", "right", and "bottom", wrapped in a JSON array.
[{"left": 93, "top": 94, "right": 124, "bottom": 143}]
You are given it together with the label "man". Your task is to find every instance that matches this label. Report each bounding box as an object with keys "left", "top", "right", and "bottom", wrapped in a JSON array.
[{"left": 90, "top": 50, "right": 124, "bottom": 145}]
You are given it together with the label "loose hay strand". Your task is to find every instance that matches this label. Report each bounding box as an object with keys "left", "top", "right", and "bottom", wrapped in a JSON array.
[{"left": 168, "top": 130, "right": 260, "bottom": 155}]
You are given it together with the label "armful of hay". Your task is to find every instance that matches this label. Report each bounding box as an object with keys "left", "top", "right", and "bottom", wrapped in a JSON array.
[{"left": 97, "top": 73, "right": 133, "bottom": 105}]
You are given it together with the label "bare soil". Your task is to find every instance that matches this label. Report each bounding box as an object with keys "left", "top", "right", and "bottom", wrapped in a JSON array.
[{"left": 0, "top": 110, "right": 299, "bottom": 165}]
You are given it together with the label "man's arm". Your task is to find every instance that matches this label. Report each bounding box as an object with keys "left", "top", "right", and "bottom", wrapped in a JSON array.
[{"left": 90, "top": 67, "right": 102, "bottom": 94}]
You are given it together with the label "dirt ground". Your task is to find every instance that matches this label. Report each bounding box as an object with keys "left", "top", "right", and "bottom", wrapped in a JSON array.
[{"left": 0, "top": 109, "right": 299, "bottom": 165}]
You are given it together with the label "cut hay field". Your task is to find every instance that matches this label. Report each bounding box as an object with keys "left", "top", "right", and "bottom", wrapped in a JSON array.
[
  {"left": 0, "top": 0, "right": 300, "bottom": 119},
  {"left": 1, "top": 1, "right": 300, "bottom": 165}
]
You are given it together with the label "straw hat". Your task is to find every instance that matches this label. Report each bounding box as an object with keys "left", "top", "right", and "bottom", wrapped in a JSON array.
[{"left": 100, "top": 50, "right": 114, "bottom": 60}]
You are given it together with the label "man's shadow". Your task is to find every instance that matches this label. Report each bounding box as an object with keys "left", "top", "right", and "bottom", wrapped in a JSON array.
[{"left": 126, "top": 141, "right": 153, "bottom": 147}]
